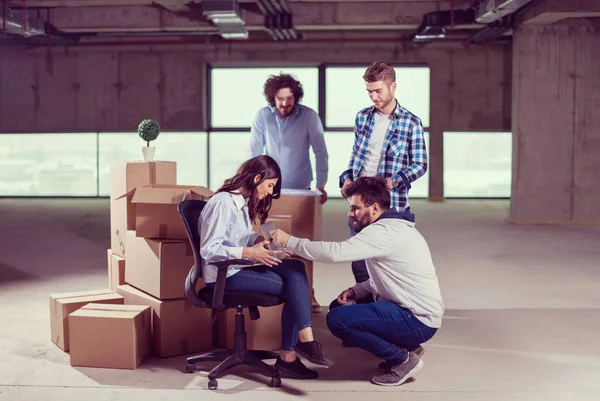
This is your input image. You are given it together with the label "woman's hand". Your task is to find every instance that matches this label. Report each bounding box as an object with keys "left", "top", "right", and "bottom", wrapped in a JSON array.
[{"left": 246, "top": 240, "right": 281, "bottom": 267}]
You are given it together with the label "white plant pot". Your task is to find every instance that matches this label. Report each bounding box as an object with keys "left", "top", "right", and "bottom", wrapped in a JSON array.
[{"left": 142, "top": 146, "right": 156, "bottom": 162}]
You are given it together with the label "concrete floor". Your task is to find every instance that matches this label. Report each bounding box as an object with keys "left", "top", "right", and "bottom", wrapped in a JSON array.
[{"left": 1, "top": 198, "right": 599, "bottom": 401}]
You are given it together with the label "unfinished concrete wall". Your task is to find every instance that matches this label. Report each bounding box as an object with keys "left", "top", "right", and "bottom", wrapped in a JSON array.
[
  {"left": 510, "top": 21, "right": 600, "bottom": 223},
  {"left": 0, "top": 42, "right": 509, "bottom": 133}
]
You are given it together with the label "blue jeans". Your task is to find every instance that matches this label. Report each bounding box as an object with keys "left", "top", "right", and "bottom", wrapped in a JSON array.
[
  {"left": 349, "top": 207, "right": 415, "bottom": 284},
  {"left": 206, "top": 258, "right": 311, "bottom": 350},
  {"left": 327, "top": 299, "right": 437, "bottom": 365}
]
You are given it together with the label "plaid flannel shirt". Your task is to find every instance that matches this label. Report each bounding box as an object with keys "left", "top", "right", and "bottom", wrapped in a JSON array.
[{"left": 339, "top": 101, "right": 427, "bottom": 211}]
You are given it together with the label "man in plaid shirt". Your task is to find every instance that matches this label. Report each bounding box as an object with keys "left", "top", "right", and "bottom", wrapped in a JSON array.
[{"left": 339, "top": 62, "right": 428, "bottom": 287}]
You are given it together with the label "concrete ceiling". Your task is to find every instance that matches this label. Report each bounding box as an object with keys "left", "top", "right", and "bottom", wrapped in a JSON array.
[{"left": 2, "top": 0, "right": 600, "bottom": 45}]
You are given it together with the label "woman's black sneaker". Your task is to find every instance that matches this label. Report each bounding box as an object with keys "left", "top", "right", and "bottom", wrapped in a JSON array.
[
  {"left": 294, "top": 341, "right": 329, "bottom": 367},
  {"left": 274, "top": 357, "right": 319, "bottom": 379}
]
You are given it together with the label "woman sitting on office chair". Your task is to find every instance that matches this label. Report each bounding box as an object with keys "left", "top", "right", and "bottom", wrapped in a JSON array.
[{"left": 200, "top": 155, "right": 328, "bottom": 379}]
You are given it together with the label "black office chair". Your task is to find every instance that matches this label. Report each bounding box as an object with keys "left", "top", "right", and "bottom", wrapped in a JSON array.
[{"left": 178, "top": 199, "right": 284, "bottom": 390}]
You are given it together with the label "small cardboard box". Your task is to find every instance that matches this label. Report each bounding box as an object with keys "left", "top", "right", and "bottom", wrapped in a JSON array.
[
  {"left": 49, "top": 289, "right": 124, "bottom": 352},
  {"left": 69, "top": 303, "right": 152, "bottom": 370},
  {"left": 117, "top": 285, "right": 212, "bottom": 358},
  {"left": 215, "top": 304, "right": 283, "bottom": 351},
  {"left": 110, "top": 161, "right": 177, "bottom": 257},
  {"left": 125, "top": 184, "right": 213, "bottom": 240},
  {"left": 107, "top": 249, "right": 126, "bottom": 291},
  {"left": 125, "top": 231, "right": 194, "bottom": 300}
]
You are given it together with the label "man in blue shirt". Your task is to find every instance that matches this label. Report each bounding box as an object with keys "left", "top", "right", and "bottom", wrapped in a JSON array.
[
  {"left": 340, "top": 62, "right": 427, "bottom": 290},
  {"left": 250, "top": 73, "right": 329, "bottom": 204}
]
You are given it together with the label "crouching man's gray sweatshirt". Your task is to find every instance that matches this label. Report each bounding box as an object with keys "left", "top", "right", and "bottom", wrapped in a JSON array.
[{"left": 286, "top": 210, "right": 444, "bottom": 328}]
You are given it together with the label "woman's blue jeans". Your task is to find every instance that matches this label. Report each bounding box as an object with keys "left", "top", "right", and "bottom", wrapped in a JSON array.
[{"left": 206, "top": 258, "right": 311, "bottom": 350}]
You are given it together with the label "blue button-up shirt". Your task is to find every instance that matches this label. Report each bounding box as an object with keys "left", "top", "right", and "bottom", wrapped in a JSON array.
[
  {"left": 199, "top": 191, "right": 260, "bottom": 283},
  {"left": 250, "top": 104, "right": 329, "bottom": 189}
]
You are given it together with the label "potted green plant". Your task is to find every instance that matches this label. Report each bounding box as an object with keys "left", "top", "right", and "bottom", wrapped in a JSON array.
[{"left": 138, "top": 119, "right": 160, "bottom": 161}]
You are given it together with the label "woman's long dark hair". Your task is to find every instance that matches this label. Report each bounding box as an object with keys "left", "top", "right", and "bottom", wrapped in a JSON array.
[{"left": 217, "top": 155, "right": 282, "bottom": 224}]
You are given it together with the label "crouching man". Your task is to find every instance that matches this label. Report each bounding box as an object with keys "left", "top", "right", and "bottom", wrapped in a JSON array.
[{"left": 271, "top": 176, "right": 444, "bottom": 386}]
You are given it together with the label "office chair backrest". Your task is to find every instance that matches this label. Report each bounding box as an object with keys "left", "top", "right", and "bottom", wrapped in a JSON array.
[{"left": 178, "top": 199, "right": 209, "bottom": 308}]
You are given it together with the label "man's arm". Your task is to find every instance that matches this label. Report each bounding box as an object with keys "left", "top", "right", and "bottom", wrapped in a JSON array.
[
  {"left": 249, "top": 109, "right": 266, "bottom": 157},
  {"left": 391, "top": 118, "right": 428, "bottom": 191},
  {"left": 286, "top": 224, "right": 390, "bottom": 264},
  {"left": 308, "top": 111, "right": 329, "bottom": 189},
  {"left": 351, "top": 279, "right": 375, "bottom": 300},
  {"left": 339, "top": 114, "right": 363, "bottom": 187}
]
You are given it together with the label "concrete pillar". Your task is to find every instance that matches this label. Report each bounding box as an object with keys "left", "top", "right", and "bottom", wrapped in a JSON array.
[{"left": 510, "top": 21, "right": 600, "bottom": 224}]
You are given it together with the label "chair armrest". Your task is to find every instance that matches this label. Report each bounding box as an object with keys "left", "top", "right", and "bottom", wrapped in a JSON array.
[{"left": 211, "top": 259, "right": 254, "bottom": 311}]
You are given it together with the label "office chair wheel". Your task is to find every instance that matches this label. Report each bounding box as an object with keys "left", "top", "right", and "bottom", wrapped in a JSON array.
[
  {"left": 185, "top": 363, "right": 196, "bottom": 373},
  {"left": 208, "top": 379, "right": 218, "bottom": 390},
  {"left": 270, "top": 377, "right": 281, "bottom": 388}
]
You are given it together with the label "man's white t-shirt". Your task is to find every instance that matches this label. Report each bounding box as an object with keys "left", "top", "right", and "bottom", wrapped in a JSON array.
[{"left": 359, "top": 111, "right": 392, "bottom": 177}]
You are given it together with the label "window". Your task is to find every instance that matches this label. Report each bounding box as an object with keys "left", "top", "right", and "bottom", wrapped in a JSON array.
[
  {"left": 443, "top": 132, "right": 512, "bottom": 197},
  {"left": 208, "top": 132, "right": 252, "bottom": 191},
  {"left": 325, "top": 66, "right": 430, "bottom": 128},
  {"left": 98, "top": 132, "right": 208, "bottom": 196},
  {"left": 312, "top": 132, "right": 429, "bottom": 199},
  {"left": 0, "top": 133, "right": 97, "bottom": 196},
  {"left": 210, "top": 67, "right": 319, "bottom": 128}
]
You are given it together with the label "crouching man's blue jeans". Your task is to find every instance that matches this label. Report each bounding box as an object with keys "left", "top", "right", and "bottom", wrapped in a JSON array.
[{"left": 327, "top": 299, "right": 437, "bottom": 365}]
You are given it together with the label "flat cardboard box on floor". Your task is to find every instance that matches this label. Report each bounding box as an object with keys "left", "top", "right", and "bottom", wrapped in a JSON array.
[
  {"left": 117, "top": 284, "right": 212, "bottom": 358},
  {"left": 49, "top": 289, "right": 124, "bottom": 352},
  {"left": 110, "top": 161, "right": 177, "bottom": 257},
  {"left": 69, "top": 303, "right": 151, "bottom": 370},
  {"left": 107, "top": 249, "right": 126, "bottom": 291},
  {"left": 125, "top": 231, "right": 194, "bottom": 300},
  {"left": 215, "top": 304, "right": 283, "bottom": 351},
  {"left": 126, "top": 184, "right": 213, "bottom": 240}
]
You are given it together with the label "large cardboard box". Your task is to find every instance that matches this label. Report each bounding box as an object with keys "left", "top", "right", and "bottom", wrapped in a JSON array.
[
  {"left": 269, "top": 190, "right": 322, "bottom": 308},
  {"left": 117, "top": 285, "right": 212, "bottom": 358},
  {"left": 69, "top": 303, "right": 151, "bottom": 370},
  {"left": 110, "top": 161, "right": 177, "bottom": 257},
  {"left": 125, "top": 184, "right": 213, "bottom": 240},
  {"left": 107, "top": 249, "right": 126, "bottom": 291},
  {"left": 125, "top": 231, "right": 194, "bottom": 300},
  {"left": 49, "top": 289, "right": 124, "bottom": 352},
  {"left": 215, "top": 305, "right": 283, "bottom": 351},
  {"left": 269, "top": 189, "right": 323, "bottom": 241}
]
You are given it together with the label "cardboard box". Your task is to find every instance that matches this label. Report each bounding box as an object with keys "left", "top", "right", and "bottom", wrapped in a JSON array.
[
  {"left": 107, "top": 249, "right": 126, "bottom": 291},
  {"left": 126, "top": 184, "right": 213, "bottom": 240},
  {"left": 215, "top": 305, "right": 283, "bottom": 351},
  {"left": 269, "top": 190, "right": 323, "bottom": 241},
  {"left": 69, "top": 303, "right": 151, "bottom": 370},
  {"left": 117, "top": 284, "right": 212, "bottom": 358},
  {"left": 49, "top": 289, "right": 124, "bottom": 352},
  {"left": 110, "top": 161, "right": 177, "bottom": 257},
  {"left": 125, "top": 231, "right": 194, "bottom": 300}
]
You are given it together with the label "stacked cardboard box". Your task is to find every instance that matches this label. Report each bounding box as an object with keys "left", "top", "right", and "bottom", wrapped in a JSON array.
[
  {"left": 48, "top": 160, "right": 215, "bottom": 370},
  {"left": 107, "top": 161, "right": 215, "bottom": 359}
]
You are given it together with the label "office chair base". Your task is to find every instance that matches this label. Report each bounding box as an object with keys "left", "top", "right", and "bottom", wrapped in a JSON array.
[
  {"left": 186, "top": 350, "right": 281, "bottom": 390},
  {"left": 185, "top": 307, "right": 281, "bottom": 390}
]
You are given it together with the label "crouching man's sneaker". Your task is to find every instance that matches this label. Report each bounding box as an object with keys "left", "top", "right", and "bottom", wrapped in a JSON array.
[
  {"left": 294, "top": 341, "right": 329, "bottom": 367},
  {"left": 274, "top": 357, "right": 319, "bottom": 380},
  {"left": 372, "top": 352, "right": 424, "bottom": 386},
  {"left": 378, "top": 346, "right": 425, "bottom": 371}
]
